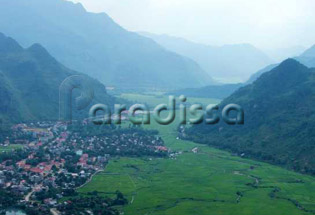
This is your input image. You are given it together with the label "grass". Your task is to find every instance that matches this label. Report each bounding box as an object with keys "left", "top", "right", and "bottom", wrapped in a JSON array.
[
  {"left": 79, "top": 93, "right": 315, "bottom": 215},
  {"left": 0, "top": 144, "right": 23, "bottom": 153}
]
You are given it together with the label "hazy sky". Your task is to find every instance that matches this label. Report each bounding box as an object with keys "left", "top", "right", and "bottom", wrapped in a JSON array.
[{"left": 69, "top": 0, "right": 315, "bottom": 51}]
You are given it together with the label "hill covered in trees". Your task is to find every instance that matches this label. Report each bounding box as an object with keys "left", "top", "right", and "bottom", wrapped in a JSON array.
[
  {"left": 0, "top": 33, "right": 115, "bottom": 123},
  {"left": 185, "top": 59, "right": 315, "bottom": 174}
]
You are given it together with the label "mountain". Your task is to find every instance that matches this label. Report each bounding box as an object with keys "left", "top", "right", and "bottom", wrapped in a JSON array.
[
  {"left": 0, "top": 0, "right": 214, "bottom": 90},
  {"left": 167, "top": 64, "right": 279, "bottom": 100},
  {"left": 0, "top": 33, "right": 115, "bottom": 123},
  {"left": 185, "top": 59, "right": 315, "bottom": 175},
  {"left": 245, "top": 64, "right": 278, "bottom": 84},
  {"left": 296, "top": 45, "right": 315, "bottom": 68},
  {"left": 246, "top": 45, "right": 315, "bottom": 84},
  {"left": 166, "top": 83, "right": 243, "bottom": 100},
  {"left": 140, "top": 32, "right": 273, "bottom": 82},
  {"left": 167, "top": 63, "right": 279, "bottom": 100}
]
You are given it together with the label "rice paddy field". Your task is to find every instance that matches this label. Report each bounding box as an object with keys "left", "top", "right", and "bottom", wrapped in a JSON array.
[{"left": 79, "top": 93, "right": 315, "bottom": 215}]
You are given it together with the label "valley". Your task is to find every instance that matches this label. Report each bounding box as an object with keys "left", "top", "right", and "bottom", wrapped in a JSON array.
[
  {"left": 0, "top": 1, "right": 314, "bottom": 214},
  {"left": 79, "top": 93, "right": 315, "bottom": 215}
]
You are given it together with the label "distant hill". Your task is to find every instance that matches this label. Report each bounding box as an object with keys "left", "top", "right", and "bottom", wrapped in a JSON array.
[
  {"left": 167, "top": 64, "right": 278, "bottom": 100},
  {"left": 167, "top": 63, "right": 279, "bottom": 100},
  {"left": 247, "top": 45, "right": 315, "bottom": 83},
  {"left": 185, "top": 59, "right": 315, "bottom": 175},
  {"left": 0, "top": 33, "right": 115, "bottom": 123},
  {"left": 296, "top": 45, "right": 315, "bottom": 68},
  {"left": 0, "top": 0, "right": 214, "bottom": 90},
  {"left": 245, "top": 64, "right": 278, "bottom": 84},
  {"left": 166, "top": 83, "right": 243, "bottom": 100},
  {"left": 140, "top": 32, "right": 273, "bottom": 82}
]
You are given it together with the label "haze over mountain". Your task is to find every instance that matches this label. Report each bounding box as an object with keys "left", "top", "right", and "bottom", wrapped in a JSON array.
[
  {"left": 140, "top": 32, "right": 273, "bottom": 83},
  {"left": 186, "top": 59, "right": 315, "bottom": 174},
  {"left": 246, "top": 44, "right": 315, "bottom": 84},
  {"left": 0, "top": 33, "right": 115, "bottom": 123},
  {"left": 166, "top": 44, "right": 314, "bottom": 101},
  {"left": 0, "top": 0, "right": 214, "bottom": 90},
  {"left": 167, "top": 64, "right": 279, "bottom": 100},
  {"left": 245, "top": 64, "right": 278, "bottom": 84},
  {"left": 166, "top": 63, "right": 280, "bottom": 101},
  {"left": 296, "top": 45, "right": 315, "bottom": 68},
  {"left": 263, "top": 46, "right": 306, "bottom": 62}
]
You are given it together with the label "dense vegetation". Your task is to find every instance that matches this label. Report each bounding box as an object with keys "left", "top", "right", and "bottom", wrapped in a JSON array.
[
  {"left": 0, "top": 187, "right": 127, "bottom": 215},
  {"left": 57, "top": 192, "right": 128, "bottom": 215},
  {"left": 185, "top": 59, "right": 315, "bottom": 175}
]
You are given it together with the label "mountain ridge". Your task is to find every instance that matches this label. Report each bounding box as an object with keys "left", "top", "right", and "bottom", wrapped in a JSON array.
[
  {"left": 0, "top": 32, "right": 116, "bottom": 123},
  {"left": 140, "top": 31, "right": 273, "bottom": 82},
  {"left": 185, "top": 59, "right": 315, "bottom": 175},
  {"left": 0, "top": 0, "right": 214, "bottom": 89}
]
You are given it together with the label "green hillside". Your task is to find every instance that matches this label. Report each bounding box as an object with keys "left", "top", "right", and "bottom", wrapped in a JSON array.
[
  {"left": 186, "top": 59, "right": 315, "bottom": 175},
  {"left": 0, "top": 32, "right": 115, "bottom": 123}
]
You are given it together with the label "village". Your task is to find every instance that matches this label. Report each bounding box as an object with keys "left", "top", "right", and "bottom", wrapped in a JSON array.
[{"left": 0, "top": 121, "right": 169, "bottom": 215}]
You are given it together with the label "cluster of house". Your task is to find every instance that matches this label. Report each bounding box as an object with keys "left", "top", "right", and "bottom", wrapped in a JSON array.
[{"left": 0, "top": 120, "right": 169, "bottom": 212}]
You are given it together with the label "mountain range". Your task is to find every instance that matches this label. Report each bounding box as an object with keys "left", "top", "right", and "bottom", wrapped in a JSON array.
[
  {"left": 169, "top": 45, "right": 315, "bottom": 100},
  {"left": 140, "top": 32, "right": 273, "bottom": 82},
  {"left": 246, "top": 45, "right": 315, "bottom": 84},
  {"left": 0, "top": 0, "right": 214, "bottom": 90},
  {"left": 166, "top": 64, "right": 279, "bottom": 100},
  {"left": 185, "top": 59, "right": 315, "bottom": 175},
  {"left": 0, "top": 32, "right": 115, "bottom": 123}
]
